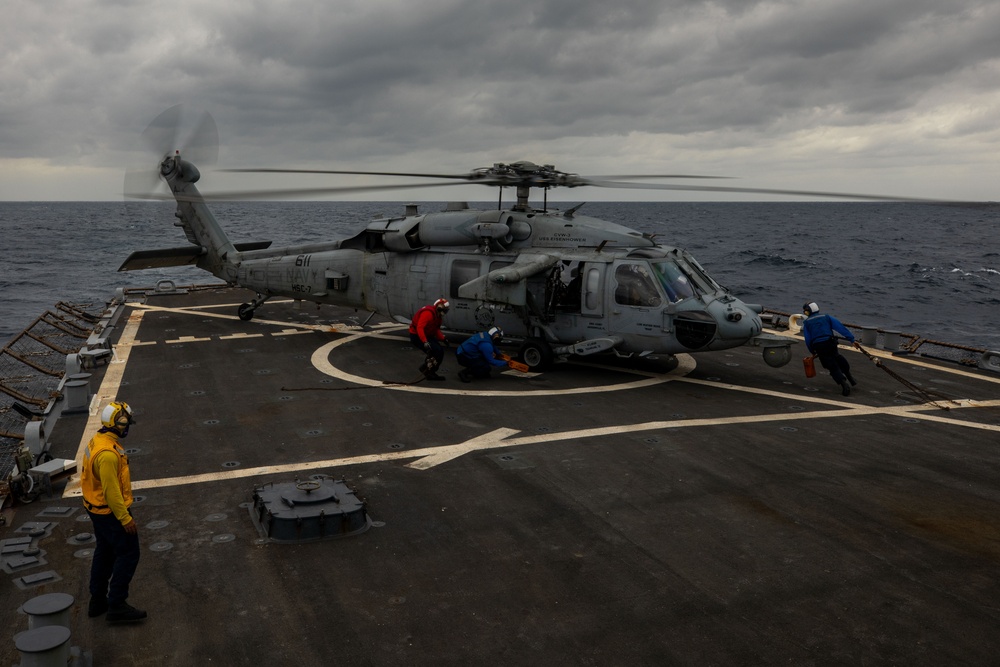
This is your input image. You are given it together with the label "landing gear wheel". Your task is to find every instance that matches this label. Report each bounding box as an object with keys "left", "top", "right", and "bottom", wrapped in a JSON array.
[
  {"left": 519, "top": 338, "right": 554, "bottom": 371},
  {"left": 238, "top": 303, "right": 255, "bottom": 321}
]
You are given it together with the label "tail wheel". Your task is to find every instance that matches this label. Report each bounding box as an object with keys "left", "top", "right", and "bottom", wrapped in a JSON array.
[
  {"left": 238, "top": 303, "right": 255, "bottom": 321},
  {"left": 519, "top": 338, "right": 554, "bottom": 371}
]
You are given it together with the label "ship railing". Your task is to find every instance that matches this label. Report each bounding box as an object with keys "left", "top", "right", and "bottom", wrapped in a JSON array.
[
  {"left": 1, "top": 302, "right": 109, "bottom": 500},
  {"left": 0, "top": 282, "right": 225, "bottom": 505},
  {"left": 764, "top": 308, "right": 996, "bottom": 371}
]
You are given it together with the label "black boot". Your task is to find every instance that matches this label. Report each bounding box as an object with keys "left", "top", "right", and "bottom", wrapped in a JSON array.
[
  {"left": 847, "top": 372, "right": 857, "bottom": 386},
  {"left": 107, "top": 602, "right": 147, "bottom": 623},
  {"left": 840, "top": 379, "right": 852, "bottom": 396},
  {"left": 88, "top": 597, "right": 108, "bottom": 618}
]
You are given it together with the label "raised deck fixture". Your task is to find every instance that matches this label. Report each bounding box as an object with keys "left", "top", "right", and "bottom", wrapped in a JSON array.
[{"left": 250, "top": 477, "right": 371, "bottom": 543}]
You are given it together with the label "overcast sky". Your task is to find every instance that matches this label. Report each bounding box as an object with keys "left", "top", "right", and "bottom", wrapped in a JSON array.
[{"left": 2, "top": 0, "right": 998, "bottom": 202}]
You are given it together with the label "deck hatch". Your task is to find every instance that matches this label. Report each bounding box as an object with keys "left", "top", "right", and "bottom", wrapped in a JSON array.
[{"left": 249, "top": 478, "right": 371, "bottom": 543}]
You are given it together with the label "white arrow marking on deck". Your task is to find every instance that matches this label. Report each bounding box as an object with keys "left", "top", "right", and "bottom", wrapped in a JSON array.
[
  {"left": 60, "top": 398, "right": 1000, "bottom": 494},
  {"left": 61, "top": 304, "right": 1000, "bottom": 495}
]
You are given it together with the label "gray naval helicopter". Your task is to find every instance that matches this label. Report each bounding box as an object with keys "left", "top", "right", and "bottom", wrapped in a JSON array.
[{"left": 121, "top": 109, "right": 810, "bottom": 371}]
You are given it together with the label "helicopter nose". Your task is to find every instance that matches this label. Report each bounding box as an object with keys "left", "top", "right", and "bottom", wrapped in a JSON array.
[{"left": 713, "top": 301, "right": 762, "bottom": 342}]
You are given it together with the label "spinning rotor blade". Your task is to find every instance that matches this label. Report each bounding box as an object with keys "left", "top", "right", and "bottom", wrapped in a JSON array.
[
  {"left": 584, "top": 174, "right": 732, "bottom": 181},
  {"left": 125, "top": 105, "right": 219, "bottom": 200},
  {"left": 158, "top": 147, "right": 991, "bottom": 205},
  {"left": 129, "top": 180, "right": 471, "bottom": 202},
  {"left": 577, "top": 179, "right": 974, "bottom": 205},
  {"left": 219, "top": 165, "right": 976, "bottom": 204},
  {"left": 222, "top": 166, "right": 731, "bottom": 188},
  {"left": 182, "top": 112, "right": 219, "bottom": 167},
  {"left": 140, "top": 105, "right": 183, "bottom": 157},
  {"left": 124, "top": 162, "right": 165, "bottom": 200},
  {"left": 125, "top": 105, "right": 182, "bottom": 198},
  {"left": 221, "top": 167, "right": 482, "bottom": 180}
]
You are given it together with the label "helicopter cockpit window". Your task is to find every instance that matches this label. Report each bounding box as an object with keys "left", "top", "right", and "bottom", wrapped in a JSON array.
[
  {"left": 650, "top": 260, "right": 696, "bottom": 303},
  {"left": 681, "top": 255, "right": 723, "bottom": 293},
  {"left": 614, "top": 264, "right": 662, "bottom": 308}
]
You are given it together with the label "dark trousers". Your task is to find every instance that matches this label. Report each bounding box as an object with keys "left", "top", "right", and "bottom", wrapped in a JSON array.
[
  {"left": 456, "top": 353, "right": 492, "bottom": 378},
  {"left": 88, "top": 510, "right": 141, "bottom": 606},
  {"left": 814, "top": 338, "right": 851, "bottom": 385},
  {"left": 410, "top": 334, "right": 444, "bottom": 369}
]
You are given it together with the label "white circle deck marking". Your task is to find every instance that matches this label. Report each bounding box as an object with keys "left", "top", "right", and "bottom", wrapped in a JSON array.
[{"left": 310, "top": 330, "right": 695, "bottom": 396}]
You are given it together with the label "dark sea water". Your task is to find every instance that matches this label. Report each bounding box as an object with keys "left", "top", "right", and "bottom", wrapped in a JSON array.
[{"left": 1, "top": 200, "right": 998, "bottom": 350}]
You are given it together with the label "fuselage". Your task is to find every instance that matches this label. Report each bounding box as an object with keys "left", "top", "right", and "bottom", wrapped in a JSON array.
[{"left": 228, "top": 205, "right": 764, "bottom": 355}]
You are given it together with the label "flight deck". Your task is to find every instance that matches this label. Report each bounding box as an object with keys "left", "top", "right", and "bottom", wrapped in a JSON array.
[{"left": 4, "top": 285, "right": 1000, "bottom": 666}]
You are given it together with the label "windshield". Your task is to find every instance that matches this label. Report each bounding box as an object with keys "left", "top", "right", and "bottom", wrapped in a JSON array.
[{"left": 650, "top": 260, "right": 697, "bottom": 303}]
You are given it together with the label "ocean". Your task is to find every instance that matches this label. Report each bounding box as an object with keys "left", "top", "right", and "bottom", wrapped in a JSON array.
[{"left": 1, "top": 200, "right": 997, "bottom": 350}]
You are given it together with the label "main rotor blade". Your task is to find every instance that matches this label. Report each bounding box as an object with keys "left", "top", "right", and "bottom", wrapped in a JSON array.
[
  {"left": 585, "top": 174, "right": 733, "bottom": 181},
  {"left": 220, "top": 168, "right": 478, "bottom": 180},
  {"left": 125, "top": 180, "right": 471, "bottom": 202},
  {"left": 222, "top": 168, "right": 732, "bottom": 183},
  {"left": 180, "top": 158, "right": 994, "bottom": 205},
  {"left": 579, "top": 179, "right": 979, "bottom": 205}
]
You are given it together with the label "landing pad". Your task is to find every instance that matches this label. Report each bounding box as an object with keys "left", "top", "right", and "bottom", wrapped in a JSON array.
[{"left": 3, "top": 285, "right": 1000, "bottom": 666}]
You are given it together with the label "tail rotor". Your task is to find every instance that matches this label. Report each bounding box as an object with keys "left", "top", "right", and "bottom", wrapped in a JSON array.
[{"left": 124, "top": 105, "right": 218, "bottom": 200}]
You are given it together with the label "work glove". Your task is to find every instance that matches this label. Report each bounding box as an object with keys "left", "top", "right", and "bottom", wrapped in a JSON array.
[{"left": 423, "top": 342, "right": 432, "bottom": 353}]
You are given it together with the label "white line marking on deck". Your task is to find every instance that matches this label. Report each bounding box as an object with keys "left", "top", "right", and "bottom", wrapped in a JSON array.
[
  {"left": 122, "top": 398, "right": 1000, "bottom": 490},
  {"left": 310, "top": 331, "right": 696, "bottom": 396},
  {"left": 63, "top": 310, "right": 145, "bottom": 499},
  {"left": 62, "top": 309, "right": 1000, "bottom": 494}
]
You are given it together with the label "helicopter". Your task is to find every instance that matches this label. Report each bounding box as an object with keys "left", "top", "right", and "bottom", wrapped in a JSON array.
[{"left": 124, "top": 107, "right": 923, "bottom": 371}]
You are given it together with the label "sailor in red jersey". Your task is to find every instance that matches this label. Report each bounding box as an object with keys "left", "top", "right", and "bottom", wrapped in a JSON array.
[{"left": 408, "top": 298, "right": 450, "bottom": 380}]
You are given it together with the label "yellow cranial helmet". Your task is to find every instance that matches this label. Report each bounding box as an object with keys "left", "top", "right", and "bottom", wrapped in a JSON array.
[{"left": 101, "top": 401, "right": 135, "bottom": 430}]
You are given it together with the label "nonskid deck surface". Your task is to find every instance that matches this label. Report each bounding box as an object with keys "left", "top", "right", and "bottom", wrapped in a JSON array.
[{"left": 4, "top": 286, "right": 1000, "bottom": 666}]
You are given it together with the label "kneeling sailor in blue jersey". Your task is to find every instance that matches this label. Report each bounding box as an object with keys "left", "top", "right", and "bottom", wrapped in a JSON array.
[
  {"left": 801, "top": 301, "right": 859, "bottom": 396},
  {"left": 456, "top": 327, "right": 508, "bottom": 382}
]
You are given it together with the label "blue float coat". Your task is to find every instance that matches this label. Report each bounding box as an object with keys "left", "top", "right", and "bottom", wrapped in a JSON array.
[
  {"left": 457, "top": 332, "right": 508, "bottom": 367},
  {"left": 802, "top": 312, "right": 855, "bottom": 354}
]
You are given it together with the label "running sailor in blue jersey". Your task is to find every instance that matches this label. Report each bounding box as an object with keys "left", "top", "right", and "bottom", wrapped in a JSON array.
[
  {"left": 456, "top": 327, "right": 508, "bottom": 382},
  {"left": 801, "top": 301, "right": 859, "bottom": 396}
]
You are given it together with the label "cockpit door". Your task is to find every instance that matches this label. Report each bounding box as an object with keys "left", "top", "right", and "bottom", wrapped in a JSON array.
[{"left": 608, "top": 260, "right": 667, "bottom": 339}]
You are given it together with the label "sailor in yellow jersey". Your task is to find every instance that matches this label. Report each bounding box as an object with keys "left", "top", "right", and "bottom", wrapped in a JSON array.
[{"left": 81, "top": 401, "right": 147, "bottom": 623}]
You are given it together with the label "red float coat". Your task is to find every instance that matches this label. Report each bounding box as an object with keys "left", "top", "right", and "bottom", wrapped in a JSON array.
[{"left": 408, "top": 305, "right": 446, "bottom": 344}]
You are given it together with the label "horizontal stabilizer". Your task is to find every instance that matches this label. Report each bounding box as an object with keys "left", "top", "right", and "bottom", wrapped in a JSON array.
[
  {"left": 118, "top": 241, "right": 272, "bottom": 271},
  {"left": 234, "top": 241, "right": 273, "bottom": 252}
]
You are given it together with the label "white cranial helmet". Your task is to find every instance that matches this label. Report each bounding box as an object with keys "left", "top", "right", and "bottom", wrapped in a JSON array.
[{"left": 101, "top": 401, "right": 135, "bottom": 430}]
